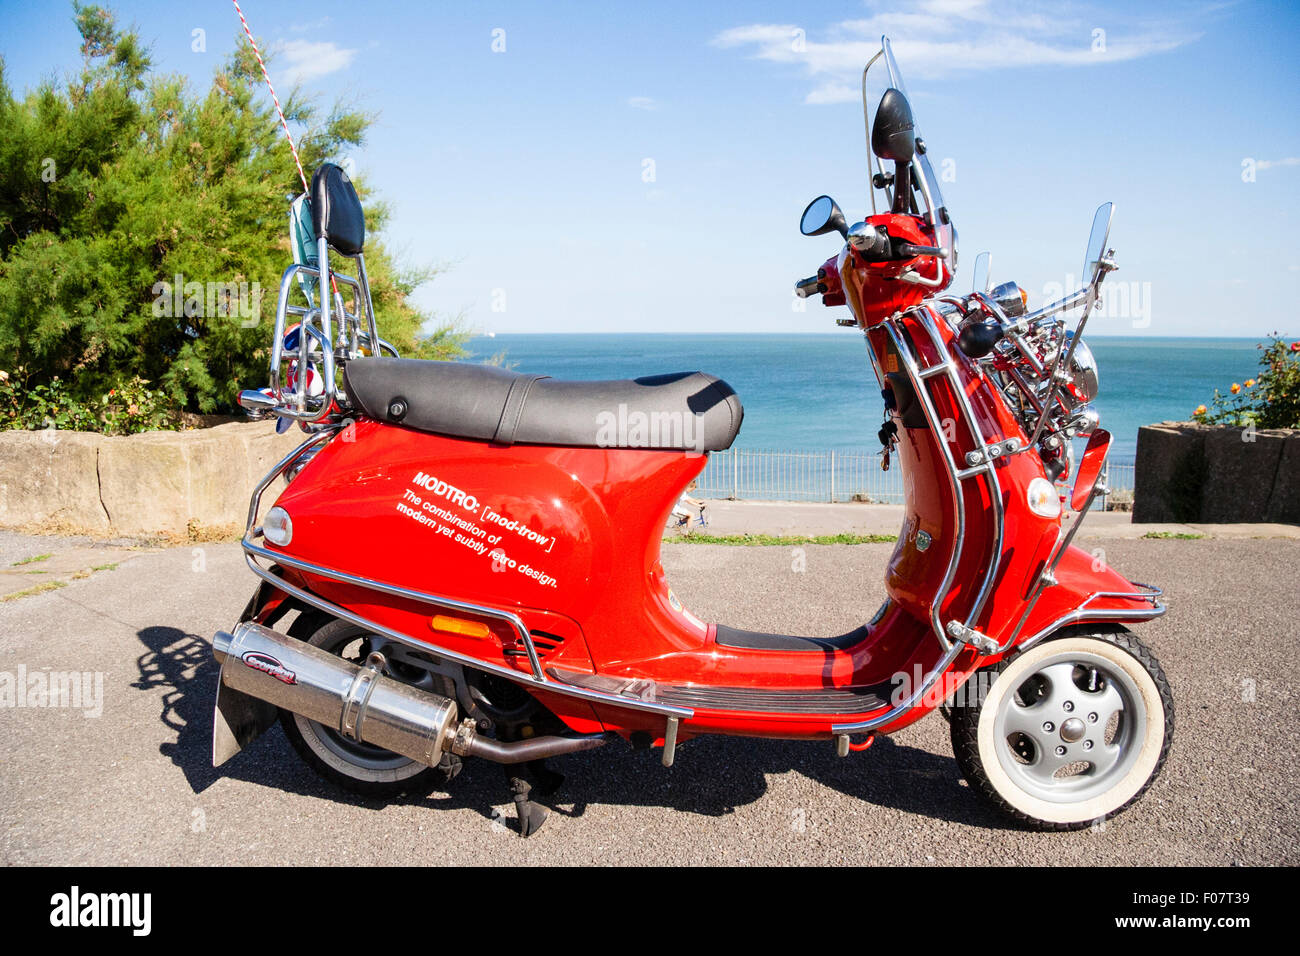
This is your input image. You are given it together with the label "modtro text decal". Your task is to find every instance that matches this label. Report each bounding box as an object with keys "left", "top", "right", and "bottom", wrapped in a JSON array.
[{"left": 396, "top": 471, "right": 561, "bottom": 589}]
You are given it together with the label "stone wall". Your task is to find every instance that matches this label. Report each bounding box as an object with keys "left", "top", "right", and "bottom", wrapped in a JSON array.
[
  {"left": 1133, "top": 422, "right": 1300, "bottom": 524},
  {"left": 0, "top": 422, "right": 304, "bottom": 537}
]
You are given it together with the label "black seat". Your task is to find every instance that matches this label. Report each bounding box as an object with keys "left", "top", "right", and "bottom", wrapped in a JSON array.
[{"left": 343, "top": 357, "right": 744, "bottom": 451}]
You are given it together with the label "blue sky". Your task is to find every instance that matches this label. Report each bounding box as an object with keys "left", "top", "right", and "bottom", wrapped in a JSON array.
[{"left": 3, "top": 0, "right": 1299, "bottom": 337}]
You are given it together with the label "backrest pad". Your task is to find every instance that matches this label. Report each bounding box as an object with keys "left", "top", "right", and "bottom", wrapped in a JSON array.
[{"left": 310, "top": 163, "right": 365, "bottom": 256}]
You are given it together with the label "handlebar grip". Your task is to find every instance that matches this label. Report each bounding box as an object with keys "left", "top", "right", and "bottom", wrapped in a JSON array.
[
  {"left": 794, "top": 275, "right": 826, "bottom": 299},
  {"left": 895, "top": 242, "right": 943, "bottom": 258}
]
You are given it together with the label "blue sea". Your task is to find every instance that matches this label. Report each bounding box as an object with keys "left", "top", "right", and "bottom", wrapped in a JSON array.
[{"left": 464, "top": 334, "right": 1264, "bottom": 460}]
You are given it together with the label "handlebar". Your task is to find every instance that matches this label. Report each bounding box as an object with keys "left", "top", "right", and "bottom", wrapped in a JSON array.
[
  {"left": 794, "top": 274, "right": 826, "bottom": 298},
  {"left": 847, "top": 223, "right": 944, "bottom": 263}
]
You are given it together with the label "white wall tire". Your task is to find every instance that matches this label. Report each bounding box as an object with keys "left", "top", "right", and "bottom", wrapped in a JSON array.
[
  {"left": 290, "top": 711, "right": 430, "bottom": 786},
  {"left": 951, "top": 628, "right": 1173, "bottom": 830}
]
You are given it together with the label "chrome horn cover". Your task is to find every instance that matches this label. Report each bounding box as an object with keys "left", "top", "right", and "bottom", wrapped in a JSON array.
[{"left": 1066, "top": 334, "right": 1099, "bottom": 403}]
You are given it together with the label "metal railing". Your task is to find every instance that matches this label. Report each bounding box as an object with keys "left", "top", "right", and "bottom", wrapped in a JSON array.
[{"left": 695, "top": 448, "right": 1136, "bottom": 509}]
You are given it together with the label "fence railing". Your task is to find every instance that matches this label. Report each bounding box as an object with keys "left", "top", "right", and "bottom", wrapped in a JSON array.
[{"left": 695, "top": 448, "right": 1136, "bottom": 510}]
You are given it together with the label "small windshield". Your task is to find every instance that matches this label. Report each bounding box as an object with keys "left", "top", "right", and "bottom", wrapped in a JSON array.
[
  {"left": 883, "top": 37, "right": 909, "bottom": 100},
  {"left": 881, "top": 37, "right": 946, "bottom": 216}
]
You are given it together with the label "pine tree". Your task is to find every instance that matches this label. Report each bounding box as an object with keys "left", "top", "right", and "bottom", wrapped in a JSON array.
[{"left": 0, "top": 2, "right": 466, "bottom": 422}]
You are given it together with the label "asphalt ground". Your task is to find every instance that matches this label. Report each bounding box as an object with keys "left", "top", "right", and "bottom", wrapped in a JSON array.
[{"left": 0, "top": 530, "right": 1296, "bottom": 865}]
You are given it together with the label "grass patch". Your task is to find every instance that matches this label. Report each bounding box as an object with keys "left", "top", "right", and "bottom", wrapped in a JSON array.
[
  {"left": 666, "top": 532, "right": 898, "bottom": 546},
  {"left": 91, "top": 563, "right": 118, "bottom": 572},
  {"left": 1, "top": 580, "right": 68, "bottom": 602},
  {"left": 1141, "top": 531, "right": 1205, "bottom": 540},
  {"left": 11, "top": 553, "right": 52, "bottom": 566}
]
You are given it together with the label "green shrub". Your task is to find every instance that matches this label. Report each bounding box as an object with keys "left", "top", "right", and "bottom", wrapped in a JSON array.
[{"left": 0, "top": 366, "right": 176, "bottom": 434}]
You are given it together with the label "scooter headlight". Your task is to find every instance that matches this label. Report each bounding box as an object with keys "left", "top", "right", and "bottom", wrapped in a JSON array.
[
  {"left": 264, "top": 506, "right": 293, "bottom": 546},
  {"left": 1026, "top": 478, "right": 1062, "bottom": 519}
]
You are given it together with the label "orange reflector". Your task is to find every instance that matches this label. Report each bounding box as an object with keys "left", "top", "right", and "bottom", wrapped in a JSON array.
[
  {"left": 429, "top": 615, "right": 491, "bottom": 639},
  {"left": 1018, "top": 287, "right": 1029, "bottom": 309}
]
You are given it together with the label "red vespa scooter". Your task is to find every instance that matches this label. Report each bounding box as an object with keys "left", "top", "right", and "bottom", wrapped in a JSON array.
[{"left": 212, "top": 36, "right": 1172, "bottom": 836}]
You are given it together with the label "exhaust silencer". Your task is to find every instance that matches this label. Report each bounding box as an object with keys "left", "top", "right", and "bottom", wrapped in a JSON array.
[
  {"left": 212, "top": 621, "right": 613, "bottom": 769},
  {"left": 214, "top": 621, "right": 458, "bottom": 768}
]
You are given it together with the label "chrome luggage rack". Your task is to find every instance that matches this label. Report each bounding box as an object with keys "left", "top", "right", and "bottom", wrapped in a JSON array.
[{"left": 239, "top": 202, "right": 399, "bottom": 426}]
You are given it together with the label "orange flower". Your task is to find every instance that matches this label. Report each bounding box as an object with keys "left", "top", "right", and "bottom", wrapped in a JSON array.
[
  {"left": 1195, "top": 404, "right": 1207, "bottom": 415},
  {"left": 1230, "top": 383, "right": 1241, "bottom": 394},
  {"left": 1245, "top": 378, "right": 1255, "bottom": 387}
]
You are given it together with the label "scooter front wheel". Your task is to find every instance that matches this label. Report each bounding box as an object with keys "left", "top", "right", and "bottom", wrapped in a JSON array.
[{"left": 951, "top": 628, "right": 1173, "bottom": 831}]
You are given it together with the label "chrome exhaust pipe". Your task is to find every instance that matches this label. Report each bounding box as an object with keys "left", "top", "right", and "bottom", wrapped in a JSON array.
[
  {"left": 214, "top": 622, "right": 458, "bottom": 767},
  {"left": 212, "top": 621, "right": 611, "bottom": 768}
]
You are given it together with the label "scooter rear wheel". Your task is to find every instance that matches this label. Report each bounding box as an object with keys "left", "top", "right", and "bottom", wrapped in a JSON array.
[
  {"left": 950, "top": 627, "right": 1173, "bottom": 831},
  {"left": 279, "top": 617, "right": 460, "bottom": 797}
]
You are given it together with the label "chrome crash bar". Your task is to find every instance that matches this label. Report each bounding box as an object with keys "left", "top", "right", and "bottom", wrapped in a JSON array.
[{"left": 834, "top": 304, "right": 1008, "bottom": 739}]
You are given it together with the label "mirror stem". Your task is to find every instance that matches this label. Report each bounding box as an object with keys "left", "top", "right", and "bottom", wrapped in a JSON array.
[{"left": 891, "top": 162, "right": 911, "bottom": 215}]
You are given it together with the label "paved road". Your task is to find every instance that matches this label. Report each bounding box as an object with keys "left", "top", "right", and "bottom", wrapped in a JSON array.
[{"left": 1, "top": 533, "right": 1296, "bottom": 865}]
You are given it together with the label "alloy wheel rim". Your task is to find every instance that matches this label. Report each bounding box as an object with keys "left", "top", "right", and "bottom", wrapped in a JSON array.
[{"left": 991, "top": 650, "right": 1146, "bottom": 805}]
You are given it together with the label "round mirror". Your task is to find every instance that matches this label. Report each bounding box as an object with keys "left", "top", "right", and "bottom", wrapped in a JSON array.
[
  {"left": 1082, "top": 202, "right": 1114, "bottom": 286},
  {"left": 800, "top": 195, "right": 847, "bottom": 238}
]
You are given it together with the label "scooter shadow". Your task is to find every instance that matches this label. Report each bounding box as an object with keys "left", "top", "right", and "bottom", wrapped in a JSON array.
[
  {"left": 498, "top": 733, "right": 1019, "bottom": 832},
  {"left": 137, "top": 625, "right": 1012, "bottom": 831}
]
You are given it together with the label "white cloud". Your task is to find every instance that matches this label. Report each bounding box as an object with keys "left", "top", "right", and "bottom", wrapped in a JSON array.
[
  {"left": 273, "top": 39, "right": 358, "bottom": 84},
  {"left": 805, "top": 82, "right": 860, "bottom": 105},
  {"left": 290, "top": 16, "right": 332, "bottom": 34},
  {"left": 1256, "top": 157, "right": 1300, "bottom": 171},
  {"left": 627, "top": 96, "right": 659, "bottom": 111},
  {"left": 712, "top": 0, "right": 1198, "bottom": 104}
]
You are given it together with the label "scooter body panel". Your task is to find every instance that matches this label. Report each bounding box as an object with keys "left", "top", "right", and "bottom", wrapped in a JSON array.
[{"left": 266, "top": 418, "right": 955, "bottom": 737}]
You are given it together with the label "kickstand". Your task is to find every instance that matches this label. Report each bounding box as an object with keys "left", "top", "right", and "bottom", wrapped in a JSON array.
[{"left": 507, "top": 773, "right": 548, "bottom": 838}]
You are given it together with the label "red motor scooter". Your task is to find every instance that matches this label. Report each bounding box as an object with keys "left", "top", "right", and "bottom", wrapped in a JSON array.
[{"left": 212, "top": 36, "right": 1171, "bottom": 836}]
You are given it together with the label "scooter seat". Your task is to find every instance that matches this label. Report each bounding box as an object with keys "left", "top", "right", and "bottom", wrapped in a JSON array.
[{"left": 343, "top": 357, "right": 744, "bottom": 451}]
